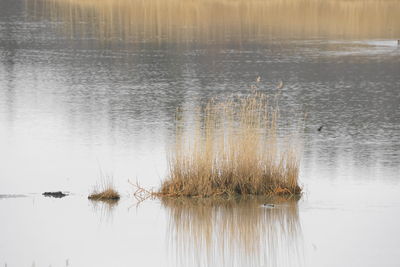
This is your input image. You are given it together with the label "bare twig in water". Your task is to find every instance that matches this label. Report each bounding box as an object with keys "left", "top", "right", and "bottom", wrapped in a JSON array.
[{"left": 129, "top": 180, "right": 156, "bottom": 204}]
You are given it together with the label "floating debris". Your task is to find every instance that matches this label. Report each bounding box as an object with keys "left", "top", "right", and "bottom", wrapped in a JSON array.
[
  {"left": 0, "top": 194, "right": 26, "bottom": 199},
  {"left": 43, "top": 191, "right": 68, "bottom": 198}
]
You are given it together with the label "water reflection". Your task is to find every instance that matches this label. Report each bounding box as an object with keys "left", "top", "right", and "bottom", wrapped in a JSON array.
[
  {"left": 31, "top": 0, "right": 400, "bottom": 43},
  {"left": 163, "top": 197, "right": 303, "bottom": 267},
  {"left": 89, "top": 199, "right": 119, "bottom": 222}
]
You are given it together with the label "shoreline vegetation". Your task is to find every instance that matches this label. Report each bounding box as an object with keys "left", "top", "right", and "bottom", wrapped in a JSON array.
[
  {"left": 158, "top": 87, "right": 302, "bottom": 198},
  {"left": 36, "top": 0, "right": 400, "bottom": 42}
]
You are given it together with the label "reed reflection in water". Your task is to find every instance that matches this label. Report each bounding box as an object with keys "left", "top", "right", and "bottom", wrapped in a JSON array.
[
  {"left": 89, "top": 199, "right": 119, "bottom": 223},
  {"left": 31, "top": 0, "right": 400, "bottom": 43},
  {"left": 162, "top": 197, "right": 303, "bottom": 267}
]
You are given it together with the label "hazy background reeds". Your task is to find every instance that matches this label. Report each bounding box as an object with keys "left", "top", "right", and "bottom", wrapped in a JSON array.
[
  {"left": 32, "top": 0, "right": 400, "bottom": 43},
  {"left": 159, "top": 91, "right": 302, "bottom": 197}
]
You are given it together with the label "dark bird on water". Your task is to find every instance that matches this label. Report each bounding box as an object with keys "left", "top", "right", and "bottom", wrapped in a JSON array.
[
  {"left": 317, "top": 125, "right": 324, "bottom": 132},
  {"left": 263, "top": 203, "right": 275, "bottom": 208}
]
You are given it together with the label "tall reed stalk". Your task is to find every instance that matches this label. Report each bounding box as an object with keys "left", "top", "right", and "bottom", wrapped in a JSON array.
[{"left": 160, "top": 92, "right": 301, "bottom": 198}]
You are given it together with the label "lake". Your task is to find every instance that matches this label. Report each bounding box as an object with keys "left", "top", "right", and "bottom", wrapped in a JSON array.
[{"left": 0, "top": 0, "right": 399, "bottom": 266}]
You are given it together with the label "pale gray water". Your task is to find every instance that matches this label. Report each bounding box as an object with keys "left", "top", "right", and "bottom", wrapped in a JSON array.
[{"left": 1, "top": 0, "right": 400, "bottom": 266}]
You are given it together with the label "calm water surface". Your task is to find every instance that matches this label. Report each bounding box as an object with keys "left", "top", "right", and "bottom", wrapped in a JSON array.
[{"left": 0, "top": 0, "right": 399, "bottom": 266}]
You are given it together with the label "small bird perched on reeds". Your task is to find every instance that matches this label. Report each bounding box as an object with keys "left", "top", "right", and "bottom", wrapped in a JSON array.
[{"left": 276, "top": 80, "right": 284, "bottom": 89}]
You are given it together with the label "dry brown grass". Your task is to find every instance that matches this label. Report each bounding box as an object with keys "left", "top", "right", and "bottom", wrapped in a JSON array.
[
  {"left": 159, "top": 89, "right": 302, "bottom": 198},
  {"left": 88, "top": 188, "right": 120, "bottom": 200},
  {"left": 88, "top": 178, "right": 120, "bottom": 201}
]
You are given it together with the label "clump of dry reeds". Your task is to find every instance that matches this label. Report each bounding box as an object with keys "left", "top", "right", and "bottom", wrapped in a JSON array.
[
  {"left": 88, "top": 176, "right": 120, "bottom": 201},
  {"left": 159, "top": 90, "right": 302, "bottom": 198}
]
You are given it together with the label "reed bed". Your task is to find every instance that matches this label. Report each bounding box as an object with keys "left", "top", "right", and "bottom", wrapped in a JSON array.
[
  {"left": 33, "top": 0, "right": 400, "bottom": 42},
  {"left": 159, "top": 91, "right": 302, "bottom": 198}
]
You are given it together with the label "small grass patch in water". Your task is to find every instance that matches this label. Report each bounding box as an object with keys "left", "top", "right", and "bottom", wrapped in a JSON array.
[
  {"left": 158, "top": 88, "right": 302, "bottom": 198},
  {"left": 88, "top": 188, "right": 120, "bottom": 200},
  {"left": 88, "top": 175, "right": 120, "bottom": 201}
]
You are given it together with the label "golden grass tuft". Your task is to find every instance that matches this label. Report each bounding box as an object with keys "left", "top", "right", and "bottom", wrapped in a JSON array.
[
  {"left": 159, "top": 90, "right": 302, "bottom": 198},
  {"left": 88, "top": 188, "right": 120, "bottom": 200},
  {"left": 88, "top": 177, "right": 120, "bottom": 201}
]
